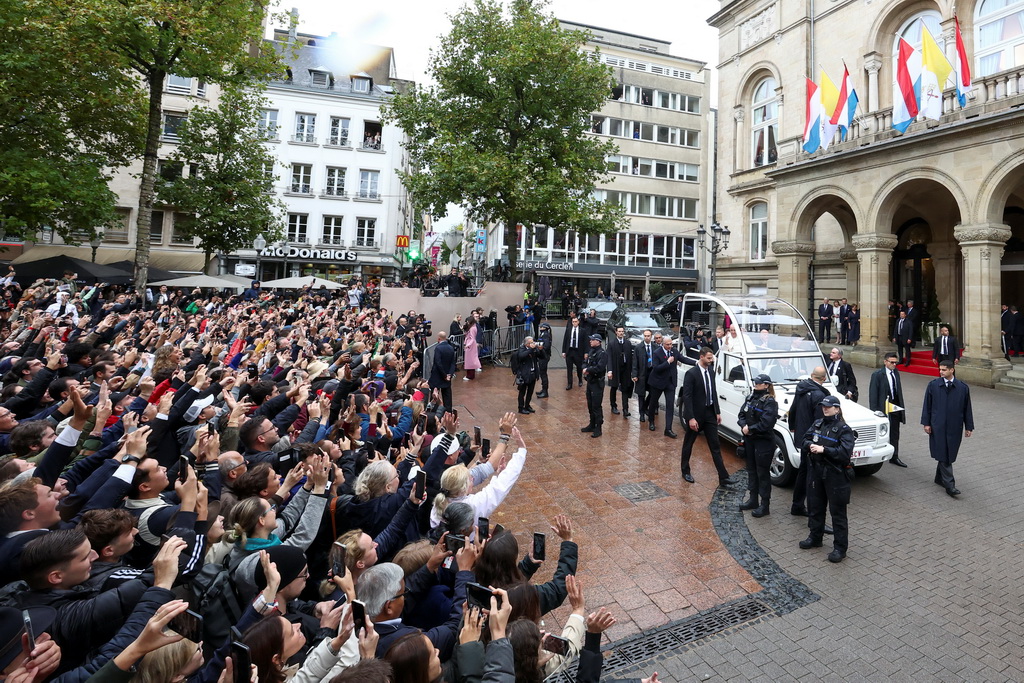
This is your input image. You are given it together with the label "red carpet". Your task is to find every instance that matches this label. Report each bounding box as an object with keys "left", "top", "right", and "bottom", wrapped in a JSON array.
[{"left": 901, "top": 350, "right": 942, "bottom": 377}]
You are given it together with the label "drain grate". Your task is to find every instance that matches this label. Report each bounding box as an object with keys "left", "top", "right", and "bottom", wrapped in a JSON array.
[{"left": 613, "top": 480, "right": 670, "bottom": 503}]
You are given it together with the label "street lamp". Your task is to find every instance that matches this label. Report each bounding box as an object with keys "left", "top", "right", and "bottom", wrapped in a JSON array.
[
  {"left": 89, "top": 231, "right": 104, "bottom": 263},
  {"left": 696, "top": 222, "right": 730, "bottom": 292},
  {"left": 253, "top": 234, "right": 267, "bottom": 280}
]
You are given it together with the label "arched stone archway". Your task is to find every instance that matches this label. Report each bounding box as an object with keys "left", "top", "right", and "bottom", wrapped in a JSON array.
[{"left": 977, "top": 156, "right": 1024, "bottom": 360}]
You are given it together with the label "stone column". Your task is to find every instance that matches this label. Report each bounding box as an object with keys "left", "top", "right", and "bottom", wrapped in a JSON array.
[
  {"left": 954, "top": 223, "right": 1012, "bottom": 385},
  {"left": 839, "top": 246, "right": 859, "bottom": 303},
  {"left": 864, "top": 52, "right": 883, "bottom": 113},
  {"left": 771, "top": 240, "right": 815, "bottom": 317},
  {"left": 851, "top": 234, "right": 898, "bottom": 350}
]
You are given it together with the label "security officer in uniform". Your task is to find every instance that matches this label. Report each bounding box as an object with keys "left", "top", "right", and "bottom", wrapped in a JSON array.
[
  {"left": 581, "top": 334, "right": 607, "bottom": 438},
  {"left": 737, "top": 374, "right": 779, "bottom": 518},
  {"left": 799, "top": 395, "right": 856, "bottom": 563},
  {"left": 535, "top": 322, "right": 553, "bottom": 398}
]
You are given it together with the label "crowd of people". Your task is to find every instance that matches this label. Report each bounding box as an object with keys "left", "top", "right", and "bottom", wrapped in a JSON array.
[{"left": 0, "top": 270, "right": 662, "bottom": 683}]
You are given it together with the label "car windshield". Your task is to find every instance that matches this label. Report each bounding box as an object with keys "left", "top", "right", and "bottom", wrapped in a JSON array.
[
  {"left": 714, "top": 296, "right": 818, "bottom": 354},
  {"left": 743, "top": 355, "right": 825, "bottom": 384},
  {"left": 625, "top": 312, "right": 669, "bottom": 328},
  {"left": 589, "top": 302, "right": 618, "bottom": 318}
]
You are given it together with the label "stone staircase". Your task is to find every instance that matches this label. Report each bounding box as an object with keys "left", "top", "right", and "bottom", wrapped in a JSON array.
[{"left": 995, "top": 357, "right": 1024, "bottom": 395}]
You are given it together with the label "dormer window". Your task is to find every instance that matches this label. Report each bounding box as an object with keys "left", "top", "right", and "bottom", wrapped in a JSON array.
[
  {"left": 309, "top": 68, "right": 333, "bottom": 88},
  {"left": 352, "top": 77, "right": 370, "bottom": 93}
]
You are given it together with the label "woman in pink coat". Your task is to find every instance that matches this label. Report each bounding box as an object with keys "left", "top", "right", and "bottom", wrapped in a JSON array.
[{"left": 463, "top": 319, "right": 481, "bottom": 380}]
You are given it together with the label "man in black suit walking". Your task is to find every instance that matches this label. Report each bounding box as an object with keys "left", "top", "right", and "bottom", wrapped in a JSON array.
[
  {"left": 679, "top": 347, "right": 733, "bottom": 487},
  {"left": 561, "top": 316, "right": 584, "bottom": 389},
  {"left": 893, "top": 310, "right": 914, "bottom": 367},
  {"left": 646, "top": 335, "right": 681, "bottom": 438},
  {"left": 818, "top": 297, "right": 833, "bottom": 343},
  {"left": 632, "top": 329, "right": 656, "bottom": 421},
  {"left": 429, "top": 331, "right": 457, "bottom": 413},
  {"left": 931, "top": 325, "right": 961, "bottom": 368},
  {"left": 606, "top": 325, "right": 634, "bottom": 417},
  {"left": 870, "top": 352, "right": 907, "bottom": 467}
]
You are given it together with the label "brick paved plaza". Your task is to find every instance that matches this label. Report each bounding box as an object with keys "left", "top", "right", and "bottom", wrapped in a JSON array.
[{"left": 457, "top": 358, "right": 1024, "bottom": 681}]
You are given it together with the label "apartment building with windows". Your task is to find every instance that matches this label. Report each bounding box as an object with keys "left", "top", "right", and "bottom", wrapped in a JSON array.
[
  {"left": 708, "top": 0, "right": 1024, "bottom": 387},
  {"left": 486, "top": 21, "right": 711, "bottom": 302},
  {"left": 222, "top": 28, "right": 413, "bottom": 282},
  {"left": 11, "top": 76, "right": 219, "bottom": 275}
]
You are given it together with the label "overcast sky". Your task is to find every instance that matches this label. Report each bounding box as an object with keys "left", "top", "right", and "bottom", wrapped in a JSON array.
[{"left": 277, "top": 0, "right": 722, "bottom": 229}]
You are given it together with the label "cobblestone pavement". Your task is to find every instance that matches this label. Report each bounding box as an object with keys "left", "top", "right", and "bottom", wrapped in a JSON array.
[{"left": 457, "top": 358, "right": 1024, "bottom": 681}]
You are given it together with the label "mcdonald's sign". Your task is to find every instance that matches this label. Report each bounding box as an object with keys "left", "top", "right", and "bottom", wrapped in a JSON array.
[{"left": 396, "top": 235, "right": 410, "bottom": 248}]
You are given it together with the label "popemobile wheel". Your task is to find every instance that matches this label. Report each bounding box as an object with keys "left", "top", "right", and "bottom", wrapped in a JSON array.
[{"left": 769, "top": 433, "right": 796, "bottom": 487}]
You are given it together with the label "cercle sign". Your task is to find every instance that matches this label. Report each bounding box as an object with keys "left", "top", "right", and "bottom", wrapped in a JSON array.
[
  {"left": 259, "top": 246, "right": 358, "bottom": 262},
  {"left": 515, "top": 260, "right": 574, "bottom": 271}
]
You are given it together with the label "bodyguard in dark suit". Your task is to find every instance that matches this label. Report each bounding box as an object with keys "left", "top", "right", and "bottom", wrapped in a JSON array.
[
  {"left": 892, "top": 310, "right": 914, "bottom": 366},
  {"left": 646, "top": 336, "right": 681, "bottom": 437},
  {"left": 818, "top": 298, "right": 833, "bottom": 343},
  {"left": 789, "top": 367, "right": 829, "bottom": 515},
  {"left": 826, "top": 347, "right": 858, "bottom": 400},
  {"left": 921, "top": 361, "right": 974, "bottom": 496},
  {"left": 561, "top": 316, "right": 584, "bottom": 389},
  {"left": 931, "top": 325, "right": 961, "bottom": 367},
  {"left": 869, "top": 352, "right": 907, "bottom": 467},
  {"left": 606, "top": 325, "right": 634, "bottom": 417},
  {"left": 428, "top": 331, "right": 457, "bottom": 413},
  {"left": 680, "top": 347, "right": 733, "bottom": 487},
  {"left": 632, "top": 329, "right": 656, "bottom": 420},
  {"left": 535, "top": 322, "right": 553, "bottom": 398}
]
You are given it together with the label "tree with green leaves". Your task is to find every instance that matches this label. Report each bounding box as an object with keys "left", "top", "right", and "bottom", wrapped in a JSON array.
[
  {"left": 158, "top": 85, "right": 285, "bottom": 271},
  {"left": 91, "top": 0, "right": 284, "bottom": 291},
  {"left": 0, "top": 0, "right": 145, "bottom": 242},
  {"left": 383, "top": 0, "right": 626, "bottom": 281}
]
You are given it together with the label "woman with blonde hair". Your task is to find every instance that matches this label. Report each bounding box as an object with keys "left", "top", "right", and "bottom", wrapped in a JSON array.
[
  {"left": 429, "top": 427, "right": 528, "bottom": 530},
  {"left": 134, "top": 638, "right": 203, "bottom": 683},
  {"left": 343, "top": 458, "right": 414, "bottom": 538}
]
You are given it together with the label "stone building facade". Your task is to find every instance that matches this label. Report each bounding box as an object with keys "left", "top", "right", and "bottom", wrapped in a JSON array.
[{"left": 708, "top": 0, "right": 1024, "bottom": 386}]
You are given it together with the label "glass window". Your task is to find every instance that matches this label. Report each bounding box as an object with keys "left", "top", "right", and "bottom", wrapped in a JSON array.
[
  {"left": 162, "top": 113, "right": 185, "bottom": 140},
  {"left": 606, "top": 155, "right": 627, "bottom": 173},
  {"left": 681, "top": 163, "right": 698, "bottom": 182},
  {"left": 322, "top": 216, "right": 344, "bottom": 244},
  {"left": 150, "top": 210, "right": 165, "bottom": 243},
  {"left": 171, "top": 213, "right": 194, "bottom": 244},
  {"left": 294, "top": 113, "right": 316, "bottom": 143},
  {"left": 681, "top": 198, "right": 697, "bottom": 219},
  {"left": 287, "top": 214, "right": 308, "bottom": 243},
  {"left": 325, "top": 167, "right": 346, "bottom": 196},
  {"left": 353, "top": 77, "right": 371, "bottom": 93},
  {"left": 749, "top": 202, "right": 769, "bottom": 261},
  {"left": 290, "top": 164, "right": 312, "bottom": 194},
  {"left": 638, "top": 158, "right": 653, "bottom": 176},
  {"left": 976, "top": 0, "right": 1024, "bottom": 76},
  {"left": 258, "top": 110, "right": 278, "bottom": 139},
  {"left": 166, "top": 74, "right": 191, "bottom": 94},
  {"left": 684, "top": 95, "right": 701, "bottom": 113},
  {"left": 329, "top": 117, "right": 350, "bottom": 146},
  {"left": 639, "top": 123, "right": 654, "bottom": 140},
  {"left": 654, "top": 161, "right": 674, "bottom": 179},
  {"left": 356, "top": 218, "right": 376, "bottom": 247},
  {"left": 751, "top": 78, "right": 778, "bottom": 167},
  {"left": 609, "top": 118, "right": 624, "bottom": 137},
  {"left": 682, "top": 129, "right": 699, "bottom": 147},
  {"left": 358, "top": 170, "right": 379, "bottom": 199}
]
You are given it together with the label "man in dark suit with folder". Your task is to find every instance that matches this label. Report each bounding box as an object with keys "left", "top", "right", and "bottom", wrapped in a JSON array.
[
  {"left": 870, "top": 351, "right": 907, "bottom": 467},
  {"left": 679, "top": 347, "right": 734, "bottom": 487}
]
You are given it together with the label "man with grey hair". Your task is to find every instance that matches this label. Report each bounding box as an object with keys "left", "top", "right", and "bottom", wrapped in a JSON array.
[
  {"left": 360, "top": 545, "right": 477, "bottom": 661},
  {"left": 646, "top": 335, "right": 682, "bottom": 438},
  {"left": 213, "top": 451, "right": 246, "bottom": 521}
]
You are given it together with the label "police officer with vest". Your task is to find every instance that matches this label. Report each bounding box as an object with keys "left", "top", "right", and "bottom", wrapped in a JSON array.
[
  {"left": 737, "top": 374, "right": 779, "bottom": 518},
  {"left": 799, "top": 395, "right": 856, "bottom": 563},
  {"left": 581, "top": 334, "right": 607, "bottom": 438}
]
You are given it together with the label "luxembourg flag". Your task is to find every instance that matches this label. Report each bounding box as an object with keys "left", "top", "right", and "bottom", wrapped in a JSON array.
[
  {"left": 802, "top": 78, "right": 822, "bottom": 153},
  {"left": 818, "top": 69, "right": 841, "bottom": 150},
  {"left": 834, "top": 64, "right": 860, "bottom": 140},
  {"left": 954, "top": 15, "right": 973, "bottom": 107},
  {"left": 893, "top": 37, "right": 921, "bottom": 134}
]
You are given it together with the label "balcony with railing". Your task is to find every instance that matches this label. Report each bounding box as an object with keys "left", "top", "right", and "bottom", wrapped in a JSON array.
[
  {"left": 291, "top": 132, "right": 316, "bottom": 144},
  {"left": 774, "top": 66, "right": 1024, "bottom": 169},
  {"left": 353, "top": 236, "right": 379, "bottom": 249},
  {"left": 354, "top": 189, "right": 380, "bottom": 200},
  {"left": 320, "top": 236, "right": 345, "bottom": 246}
]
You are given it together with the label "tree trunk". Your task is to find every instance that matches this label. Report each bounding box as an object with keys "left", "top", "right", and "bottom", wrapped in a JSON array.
[
  {"left": 504, "top": 216, "right": 519, "bottom": 282},
  {"left": 133, "top": 71, "right": 166, "bottom": 300}
]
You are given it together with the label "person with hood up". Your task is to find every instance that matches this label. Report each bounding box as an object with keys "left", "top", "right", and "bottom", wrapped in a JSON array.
[
  {"left": 788, "top": 366, "right": 829, "bottom": 517},
  {"left": 242, "top": 281, "right": 261, "bottom": 301}
]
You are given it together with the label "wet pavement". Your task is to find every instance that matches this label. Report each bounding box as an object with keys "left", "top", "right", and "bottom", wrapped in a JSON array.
[{"left": 454, "top": 357, "right": 1024, "bottom": 681}]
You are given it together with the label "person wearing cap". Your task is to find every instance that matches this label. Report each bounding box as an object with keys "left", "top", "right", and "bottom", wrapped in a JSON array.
[
  {"left": 580, "top": 334, "right": 607, "bottom": 438},
  {"left": 799, "top": 394, "right": 856, "bottom": 563},
  {"left": 737, "top": 374, "right": 779, "bottom": 515},
  {"left": 534, "top": 322, "right": 553, "bottom": 398}
]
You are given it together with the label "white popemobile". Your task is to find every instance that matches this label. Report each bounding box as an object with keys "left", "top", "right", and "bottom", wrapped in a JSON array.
[{"left": 676, "top": 294, "right": 893, "bottom": 485}]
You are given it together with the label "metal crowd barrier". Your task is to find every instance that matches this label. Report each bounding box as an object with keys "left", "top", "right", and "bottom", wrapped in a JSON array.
[{"left": 422, "top": 324, "right": 531, "bottom": 378}]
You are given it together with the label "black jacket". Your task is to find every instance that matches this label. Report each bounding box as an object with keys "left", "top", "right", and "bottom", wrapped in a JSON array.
[
  {"left": 788, "top": 378, "right": 828, "bottom": 442},
  {"left": 869, "top": 366, "right": 905, "bottom": 424},
  {"left": 826, "top": 358, "right": 858, "bottom": 400},
  {"left": 561, "top": 324, "right": 585, "bottom": 355}
]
